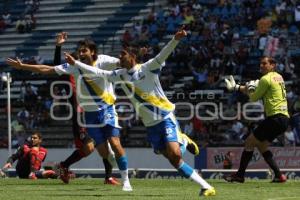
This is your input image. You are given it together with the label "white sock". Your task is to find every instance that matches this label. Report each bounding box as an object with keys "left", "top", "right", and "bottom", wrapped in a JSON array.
[
  {"left": 190, "top": 170, "right": 212, "bottom": 189},
  {"left": 120, "top": 169, "right": 129, "bottom": 184}
]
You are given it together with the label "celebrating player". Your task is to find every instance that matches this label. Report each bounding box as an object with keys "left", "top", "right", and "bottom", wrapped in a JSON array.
[
  {"left": 64, "top": 27, "right": 216, "bottom": 197},
  {"left": 6, "top": 38, "right": 132, "bottom": 191},
  {"left": 224, "top": 56, "right": 289, "bottom": 183},
  {"left": 53, "top": 32, "right": 119, "bottom": 185},
  {"left": 2, "top": 131, "right": 57, "bottom": 179}
]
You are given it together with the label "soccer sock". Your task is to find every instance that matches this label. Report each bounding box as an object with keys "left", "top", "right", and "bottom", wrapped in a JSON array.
[
  {"left": 61, "top": 149, "right": 85, "bottom": 168},
  {"left": 177, "top": 162, "right": 212, "bottom": 189},
  {"left": 180, "top": 143, "right": 187, "bottom": 156},
  {"left": 103, "top": 158, "right": 113, "bottom": 179},
  {"left": 262, "top": 150, "right": 281, "bottom": 177},
  {"left": 237, "top": 150, "right": 254, "bottom": 177},
  {"left": 116, "top": 156, "right": 129, "bottom": 183}
]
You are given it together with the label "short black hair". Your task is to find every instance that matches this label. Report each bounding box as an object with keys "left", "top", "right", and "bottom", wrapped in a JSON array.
[
  {"left": 32, "top": 131, "right": 42, "bottom": 140},
  {"left": 77, "top": 38, "right": 98, "bottom": 61}
]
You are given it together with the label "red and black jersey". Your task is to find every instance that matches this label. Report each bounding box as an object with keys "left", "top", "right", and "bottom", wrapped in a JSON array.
[
  {"left": 54, "top": 45, "right": 87, "bottom": 144},
  {"left": 7, "top": 144, "right": 47, "bottom": 178}
]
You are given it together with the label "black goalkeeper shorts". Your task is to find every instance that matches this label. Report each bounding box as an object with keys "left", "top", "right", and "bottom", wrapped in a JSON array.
[{"left": 253, "top": 113, "right": 289, "bottom": 142}]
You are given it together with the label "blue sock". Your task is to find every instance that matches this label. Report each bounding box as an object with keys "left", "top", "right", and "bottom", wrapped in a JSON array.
[
  {"left": 116, "top": 156, "right": 128, "bottom": 171},
  {"left": 177, "top": 162, "right": 193, "bottom": 178}
]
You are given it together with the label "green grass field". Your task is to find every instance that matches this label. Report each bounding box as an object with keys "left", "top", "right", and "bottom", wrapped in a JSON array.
[{"left": 0, "top": 178, "right": 299, "bottom": 200}]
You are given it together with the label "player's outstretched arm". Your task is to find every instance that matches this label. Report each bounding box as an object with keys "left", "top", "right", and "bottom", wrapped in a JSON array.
[
  {"left": 6, "top": 58, "right": 56, "bottom": 74},
  {"left": 224, "top": 75, "right": 259, "bottom": 94},
  {"left": 64, "top": 52, "right": 114, "bottom": 78},
  {"left": 146, "top": 26, "right": 187, "bottom": 70}
]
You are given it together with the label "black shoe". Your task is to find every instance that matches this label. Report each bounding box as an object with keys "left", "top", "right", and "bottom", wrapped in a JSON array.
[
  {"left": 223, "top": 173, "right": 245, "bottom": 183},
  {"left": 272, "top": 174, "right": 287, "bottom": 183}
]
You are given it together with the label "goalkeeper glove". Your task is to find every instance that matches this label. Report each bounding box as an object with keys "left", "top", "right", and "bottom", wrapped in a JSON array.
[
  {"left": 246, "top": 80, "right": 259, "bottom": 92},
  {"left": 224, "top": 75, "right": 240, "bottom": 92}
]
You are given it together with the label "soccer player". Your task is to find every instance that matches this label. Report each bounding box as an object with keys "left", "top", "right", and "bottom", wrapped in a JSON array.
[
  {"left": 224, "top": 56, "right": 289, "bottom": 183},
  {"left": 64, "top": 27, "right": 216, "bottom": 197},
  {"left": 6, "top": 39, "right": 132, "bottom": 191},
  {"left": 2, "top": 131, "right": 57, "bottom": 179},
  {"left": 53, "top": 32, "right": 119, "bottom": 185}
]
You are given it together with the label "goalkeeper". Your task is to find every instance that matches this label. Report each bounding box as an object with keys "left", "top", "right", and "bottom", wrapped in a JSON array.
[{"left": 224, "top": 56, "right": 289, "bottom": 183}]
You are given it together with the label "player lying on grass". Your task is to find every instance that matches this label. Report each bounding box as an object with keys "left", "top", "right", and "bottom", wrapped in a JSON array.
[
  {"left": 63, "top": 27, "right": 215, "bottom": 197},
  {"left": 2, "top": 131, "right": 57, "bottom": 179},
  {"left": 224, "top": 56, "right": 289, "bottom": 183}
]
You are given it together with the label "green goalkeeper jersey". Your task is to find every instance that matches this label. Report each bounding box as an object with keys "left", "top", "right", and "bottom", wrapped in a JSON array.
[{"left": 249, "top": 71, "right": 289, "bottom": 117}]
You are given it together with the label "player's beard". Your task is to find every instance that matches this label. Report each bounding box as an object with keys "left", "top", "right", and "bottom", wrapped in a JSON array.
[{"left": 80, "top": 57, "right": 92, "bottom": 65}]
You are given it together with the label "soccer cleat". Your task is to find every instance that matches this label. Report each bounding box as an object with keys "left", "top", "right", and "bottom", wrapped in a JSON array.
[
  {"left": 181, "top": 133, "right": 200, "bottom": 155},
  {"left": 55, "top": 163, "right": 70, "bottom": 184},
  {"left": 200, "top": 187, "right": 216, "bottom": 196},
  {"left": 272, "top": 174, "right": 287, "bottom": 183},
  {"left": 122, "top": 181, "right": 133, "bottom": 192},
  {"left": 223, "top": 173, "right": 245, "bottom": 183},
  {"left": 104, "top": 177, "right": 121, "bottom": 185}
]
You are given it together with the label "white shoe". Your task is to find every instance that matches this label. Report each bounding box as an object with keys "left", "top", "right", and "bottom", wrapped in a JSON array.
[{"left": 122, "top": 181, "right": 133, "bottom": 192}]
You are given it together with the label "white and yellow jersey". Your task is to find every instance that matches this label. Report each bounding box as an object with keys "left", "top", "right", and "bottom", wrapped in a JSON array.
[
  {"left": 54, "top": 54, "right": 119, "bottom": 112},
  {"left": 75, "top": 38, "right": 179, "bottom": 126}
]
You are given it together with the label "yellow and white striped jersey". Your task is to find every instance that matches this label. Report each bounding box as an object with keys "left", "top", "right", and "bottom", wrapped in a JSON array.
[
  {"left": 75, "top": 38, "right": 180, "bottom": 126},
  {"left": 54, "top": 54, "right": 119, "bottom": 112}
]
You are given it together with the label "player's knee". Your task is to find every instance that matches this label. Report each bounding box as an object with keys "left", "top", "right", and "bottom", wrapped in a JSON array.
[
  {"left": 81, "top": 143, "right": 94, "bottom": 156},
  {"left": 167, "top": 152, "right": 182, "bottom": 167}
]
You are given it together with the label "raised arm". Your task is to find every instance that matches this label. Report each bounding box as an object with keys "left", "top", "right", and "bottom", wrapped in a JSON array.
[
  {"left": 54, "top": 32, "right": 67, "bottom": 65},
  {"left": 6, "top": 58, "right": 56, "bottom": 75},
  {"left": 64, "top": 52, "right": 115, "bottom": 79},
  {"left": 146, "top": 28, "right": 187, "bottom": 71}
]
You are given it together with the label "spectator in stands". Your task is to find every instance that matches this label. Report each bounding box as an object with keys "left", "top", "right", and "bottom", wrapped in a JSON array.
[
  {"left": 17, "top": 107, "right": 30, "bottom": 129},
  {"left": 122, "top": 29, "right": 133, "bottom": 47},
  {"left": 11, "top": 117, "right": 25, "bottom": 147},
  {"left": 284, "top": 125, "right": 296, "bottom": 146},
  {"left": 190, "top": 65, "right": 208, "bottom": 89},
  {"left": 24, "top": 14, "right": 34, "bottom": 32},
  {"left": 16, "top": 17, "right": 26, "bottom": 33},
  {"left": 183, "top": 8, "right": 195, "bottom": 25},
  {"left": 24, "top": 0, "right": 35, "bottom": 15},
  {"left": 19, "top": 80, "right": 27, "bottom": 102},
  {"left": 0, "top": 18, "right": 6, "bottom": 33},
  {"left": 2, "top": 11, "right": 12, "bottom": 27},
  {"left": 24, "top": 83, "right": 37, "bottom": 108},
  {"left": 2, "top": 131, "right": 57, "bottom": 179},
  {"left": 293, "top": 95, "right": 300, "bottom": 114},
  {"left": 138, "top": 25, "right": 149, "bottom": 46},
  {"left": 291, "top": 112, "right": 300, "bottom": 145}
]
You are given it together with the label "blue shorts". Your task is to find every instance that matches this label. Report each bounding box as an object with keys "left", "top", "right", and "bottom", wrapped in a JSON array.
[
  {"left": 84, "top": 106, "right": 120, "bottom": 146},
  {"left": 146, "top": 116, "right": 183, "bottom": 153}
]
